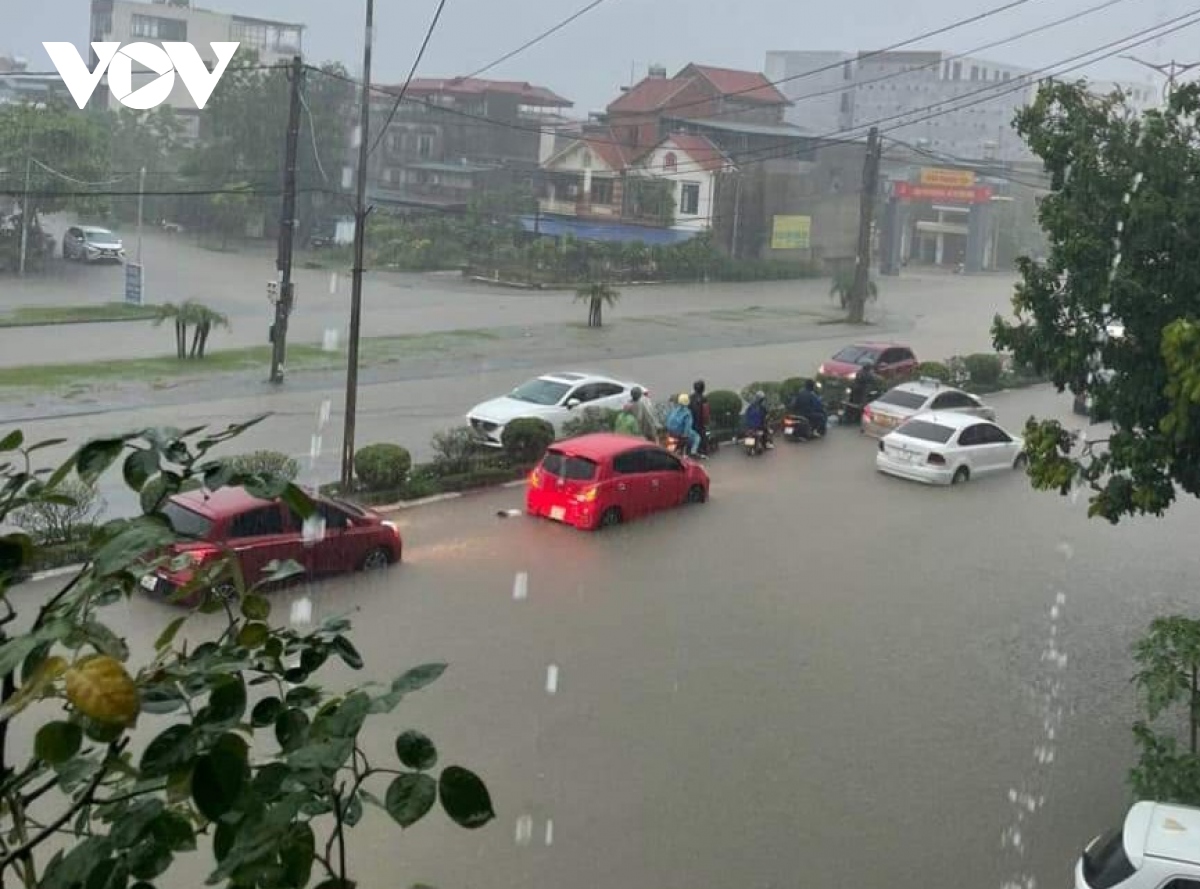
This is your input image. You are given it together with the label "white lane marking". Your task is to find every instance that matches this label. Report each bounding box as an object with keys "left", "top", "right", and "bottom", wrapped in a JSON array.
[
  {"left": 323, "top": 328, "right": 339, "bottom": 351},
  {"left": 545, "top": 664, "right": 559, "bottom": 695},
  {"left": 329, "top": 272, "right": 338, "bottom": 294},
  {"left": 544, "top": 819, "right": 554, "bottom": 846},
  {"left": 290, "top": 597, "right": 313, "bottom": 627},
  {"left": 514, "top": 814, "right": 533, "bottom": 846},
  {"left": 513, "top": 572, "right": 528, "bottom": 601},
  {"left": 310, "top": 434, "right": 322, "bottom": 461},
  {"left": 319, "top": 399, "right": 331, "bottom": 427}
]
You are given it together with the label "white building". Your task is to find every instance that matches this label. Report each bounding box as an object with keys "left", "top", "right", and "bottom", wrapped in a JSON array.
[
  {"left": 765, "top": 49, "right": 1157, "bottom": 162},
  {"left": 88, "top": 0, "right": 304, "bottom": 136}
]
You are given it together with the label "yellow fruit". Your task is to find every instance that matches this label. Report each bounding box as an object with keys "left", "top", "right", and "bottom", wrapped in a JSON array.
[{"left": 64, "top": 656, "right": 139, "bottom": 727}]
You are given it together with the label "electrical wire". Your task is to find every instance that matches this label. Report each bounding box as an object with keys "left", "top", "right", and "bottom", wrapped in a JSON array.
[
  {"left": 464, "top": 0, "right": 615, "bottom": 80},
  {"left": 29, "top": 158, "right": 130, "bottom": 188},
  {"left": 368, "top": 0, "right": 451, "bottom": 158},
  {"left": 1, "top": 62, "right": 291, "bottom": 78}
]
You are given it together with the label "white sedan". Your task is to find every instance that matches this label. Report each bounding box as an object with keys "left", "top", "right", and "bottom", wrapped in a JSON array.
[
  {"left": 862, "top": 378, "right": 995, "bottom": 438},
  {"left": 875, "top": 411, "right": 1026, "bottom": 486},
  {"left": 467, "top": 372, "right": 646, "bottom": 447}
]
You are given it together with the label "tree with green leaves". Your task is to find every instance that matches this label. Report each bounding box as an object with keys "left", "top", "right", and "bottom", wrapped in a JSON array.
[
  {"left": 0, "top": 419, "right": 493, "bottom": 888},
  {"left": 575, "top": 281, "right": 620, "bottom": 328},
  {"left": 154, "top": 301, "right": 230, "bottom": 359},
  {"left": 208, "top": 185, "right": 256, "bottom": 250},
  {"left": 1131, "top": 617, "right": 1200, "bottom": 805},
  {"left": 993, "top": 80, "right": 1200, "bottom": 524},
  {"left": 829, "top": 266, "right": 877, "bottom": 314}
]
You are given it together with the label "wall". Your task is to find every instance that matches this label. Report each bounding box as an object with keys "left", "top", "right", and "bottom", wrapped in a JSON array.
[
  {"left": 635, "top": 142, "right": 716, "bottom": 232},
  {"left": 765, "top": 51, "right": 852, "bottom": 134}
]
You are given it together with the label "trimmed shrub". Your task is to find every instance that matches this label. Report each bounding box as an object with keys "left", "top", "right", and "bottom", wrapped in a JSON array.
[
  {"left": 779, "top": 376, "right": 811, "bottom": 406},
  {"left": 227, "top": 450, "right": 299, "bottom": 481},
  {"left": 964, "top": 353, "right": 1003, "bottom": 386},
  {"left": 707, "top": 390, "right": 743, "bottom": 432},
  {"left": 916, "top": 361, "right": 951, "bottom": 382},
  {"left": 12, "top": 479, "right": 104, "bottom": 545},
  {"left": 502, "top": 418, "right": 555, "bottom": 465},
  {"left": 562, "top": 407, "right": 620, "bottom": 438},
  {"left": 354, "top": 443, "right": 412, "bottom": 491},
  {"left": 430, "top": 426, "right": 480, "bottom": 476}
]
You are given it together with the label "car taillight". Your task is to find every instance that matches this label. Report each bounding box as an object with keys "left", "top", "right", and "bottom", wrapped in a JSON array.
[
  {"left": 528, "top": 469, "right": 541, "bottom": 489},
  {"left": 927, "top": 453, "right": 946, "bottom": 466},
  {"left": 863, "top": 406, "right": 873, "bottom": 422}
]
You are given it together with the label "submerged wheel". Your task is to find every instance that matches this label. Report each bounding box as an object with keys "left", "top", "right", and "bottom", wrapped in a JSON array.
[
  {"left": 598, "top": 507, "right": 623, "bottom": 528},
  {"left": 361, "top": 547, "right": 391, "bottom": 571},
  {"left": 686, "top": 485, "right": 707, "bottom": 504},
  {"left": 952, "top": 466, "right": 970, "bottom": 485},
  {"left": 1013, "top": 452, "right": 1029, "bottom": 470}
]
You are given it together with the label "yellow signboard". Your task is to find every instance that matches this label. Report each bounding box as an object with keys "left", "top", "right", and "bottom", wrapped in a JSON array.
[
  {"left": 920, "top": 167, "right": 976, "bottom": 188},
  {"left": 771, "top": 215, "right": 812, "bottom": 250}
]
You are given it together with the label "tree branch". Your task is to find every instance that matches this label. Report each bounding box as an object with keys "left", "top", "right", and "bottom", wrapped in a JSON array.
[{"left": 32, "top": 566, "right": 89, "bottom": 632}]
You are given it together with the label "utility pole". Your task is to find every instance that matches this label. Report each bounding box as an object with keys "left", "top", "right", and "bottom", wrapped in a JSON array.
[
  {"left": 341, "top": 0, "right": 374, "bottom": 489},
  {"left": 730, "top": 173, "right": 742, "bottom": 259},
  {"left": 271, "top": 55, "right": 305, "bottom": 385},
  {"left": 850, "top": 126, "right": 881, "bottom": 324},
  {"left": 137, "top": 166, "right": 146, "bottom": 263},
  {"left": 1121, "top": 55, "right": 1200, "bottom": 102},
  {"left": 18, "top": 127, "right": 33, "bottom": 278}
]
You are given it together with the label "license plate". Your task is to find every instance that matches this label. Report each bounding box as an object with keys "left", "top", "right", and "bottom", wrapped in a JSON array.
[
  {"left": 549, "top": 506, "right": 565, "bottom": 521},
  {"left": 743, "top": 437, "right": 756, "bottom": 446},
  {"left": 139, "top": 573, "right": 158, "bottom": 592},
  {"left": 784, "top": 427, "right": 796, "bottom": 436}
]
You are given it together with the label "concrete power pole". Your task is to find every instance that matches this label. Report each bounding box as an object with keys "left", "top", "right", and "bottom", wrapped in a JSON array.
[
  {"left": 849, "top": 126, "right": 882, "bottom": 324},
  {"left": 270, "top": 55, "right": 305, "bottom": 384},
  {"left": 341, "top": 0, "right": 374, "bottom": 489},
  {"left": 1121, "top": 55, "right": 1200, "bottom": 102}
]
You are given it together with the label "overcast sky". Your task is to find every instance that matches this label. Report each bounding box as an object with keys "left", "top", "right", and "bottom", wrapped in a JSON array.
[{"left": 6, "top": 0, "right": 1189, "bottom": 112}]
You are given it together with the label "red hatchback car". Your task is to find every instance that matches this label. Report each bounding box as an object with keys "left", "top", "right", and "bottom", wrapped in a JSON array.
[
  {"left": 526, "top": 433, "right": 710, "bottom": 531},
  {"left": 818, "top": 342, "right": 919, "bottom": 382},
  {"left": 140, "top": 487, "right": 402, "bottom": 603}
]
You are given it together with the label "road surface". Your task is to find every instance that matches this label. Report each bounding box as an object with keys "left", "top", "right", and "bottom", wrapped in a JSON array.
[{"left": 13, "top": 385, "right": 1186, "bottom": 889}]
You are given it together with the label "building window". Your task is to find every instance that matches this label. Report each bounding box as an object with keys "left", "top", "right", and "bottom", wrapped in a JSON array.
[
  {"left": 130, "top": 14, "right": 187, "bottom": 40},
  {"left": 842, "top": 60, "right": 852, "bottom": 81},
  {"left": 840, "top": 92, "right": 851, "bottom": 112},
  {"left": 231, "top": 21, "right": 302, "bottom": 54},
  {"left": 590, "top": 178, "right": 613, "bottom": 205},
  {"left": 663, "top": 152, "right": 677, "bottom": 172},
  {"left": 679, "top": 182, "right": 700, "bottom": 216},
  {"left": 952, "top": 61, "right": 962, "bottom": 80},
  {"left": 581, "top": 150, "right": 592, "bottom": 169},
  {"left": 970, "top": 65, "right": 979, "bottom": 81},
  {"left": 417, "top": 134, "right": 433, "bottom": 158}
]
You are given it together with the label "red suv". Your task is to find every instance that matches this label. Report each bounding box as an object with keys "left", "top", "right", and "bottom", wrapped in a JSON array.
[
  {"left": 526, "top": 433, "right": 710, "bottom": 531},
  {"left": 818, "top": 342, "right": 918, "bottom": 382},
  {"left": 140, "top": 487, "right": 402, "bottom": 603}
]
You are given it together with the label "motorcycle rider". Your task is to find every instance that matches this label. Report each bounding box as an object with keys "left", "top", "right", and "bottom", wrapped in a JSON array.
[
  {"left": 626, "top": 386, "right": 659, "bottom": 442},
  {"left": 743, "top": 390, "right": 774, "bottom": 449},
  {"left": 847, "top": 361, "right": 880, "bottom": 422},
  {"left": 787, "top": 378, "right": 827, "bottom": 437},
  {"left": 666, "top": 393, "right": 702, "bottom": 457},
  {"left": 689, "top": 379, "right": 710, "bottom": 454},
  {"left": 613, "top": 402, "right": 641, "bottom": 437}
]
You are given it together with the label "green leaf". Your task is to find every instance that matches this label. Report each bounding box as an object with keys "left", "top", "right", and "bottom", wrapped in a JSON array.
[
  {"left": 285, "top": 685, "right": 320, "bottom": 709},
  {"left": 393, "top": 663, "right": 447, "bottom": 694},
  {"left": 438, "top": 766, "right": 495, "bottom": 829},
  {"left": 274, "top": 708, "right": 309, "bottom": 752},
  {"left": 252, "top": 762, "right": 289, "bottom": 798},
  {"left": 237, "top": 622, "right": 269, "bottom": 649},
  {"left": 111, "top": 799, "right": 165, "bottom": 849},
  {"left": 310, "top": 692, "right": 370, "bottom": 740},
  {"left": 0, "top": 430, "right": 22, "bottom": 451},
  {"left": 154, "top": 616, "right": 187, "bottom": 652},
  {"left": 140, "top": 683, "right": 186, "bottom": 715},
  {"left": 343, "top": 792, "right": 364, "bottom": 827},
  {"left": 280, "top": 822, "right": 315, "bottom": 888},
  {"left": 35, "top": 721, "right": 82, "bottom": 764},
  {"left": 42, "top": 836, "right": 114, "bottom": 889},
  {"left": 395, "top": 730, "right": 437, "bottom": 771},
  {"left": 332, "top": 636, "right": 363, "bottom": 670},
  {"left": 384, "top": 773, "right": 437, "bottom": 828},
  {"left": 84, "top": 856, "right": 129, "bottom": 889},
  {"left": 77, "top": 438, "right": 128, "bottom": 485},
  {"left": 140, "top": 724, "right": 196, "bottom": 779},
  {"left": 192, "top": 733, "right": 248, "bottom": 821},
  {"left": 251, "top": 696, "right": 284, "bottom": 727},
  {"left": 149, "top": 809, "right": 196, "bottom": 852},
  {"left": 123, "top": 449, "right": 160, "bottom": 492},
  {"left": 287, "top": 736, "right": 354, "bottom": 771},
  {"left": 91, "top": 517, "right": 176, "bottom": 577},
  {"left": 198, "top": 675, "right": 246, "bottom": 728},
  {"left": 213, "top": 819, "right": 237, "bottom": 863},
  {"left": 241, "top": 594, "right": 271, "bottom": 621},
  {"left": 126, "top": 834, "right": 172, "bottom": 881},
  {"left": 82, "top": 620, "right": 130, "bottom": 659}
]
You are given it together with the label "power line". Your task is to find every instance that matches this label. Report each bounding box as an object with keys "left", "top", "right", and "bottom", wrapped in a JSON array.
[
  {"left": 368, "top": 0, "right": 451, "bottom": 158},
  {"left": 0, "top": 62, "right": 290, "bottom": 78},
  {"left": 464, "top": 0, "right": 614, "bottom": 80}
]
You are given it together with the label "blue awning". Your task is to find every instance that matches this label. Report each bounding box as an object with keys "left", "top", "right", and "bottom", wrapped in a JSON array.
[{"left": 518, "top": 215, "right": 697, "bottom": 245}]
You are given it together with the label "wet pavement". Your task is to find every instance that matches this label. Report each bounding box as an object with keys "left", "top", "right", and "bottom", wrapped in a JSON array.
[{"left": 13, "top": 384, "right": 1193, "bottom": 889}]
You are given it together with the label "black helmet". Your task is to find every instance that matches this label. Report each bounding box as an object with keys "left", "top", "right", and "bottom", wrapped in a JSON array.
[
  {"left": 693, "top": 379, "right": 706, "bottom": 394},
  {"left": 630, "top": 386, "right": 643, "bottom": 400},
  {"left": 804, "top": 378, "right": 816, "bottom": 391}
]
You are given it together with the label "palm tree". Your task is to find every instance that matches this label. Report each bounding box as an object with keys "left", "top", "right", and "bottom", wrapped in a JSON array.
[
  {"left": 153, "top": 302, "right": 188, "bottom": 359},
  {"left": 575, "top": 281, "right": 620, "bottom": 328},
  {"left": 829, "top": 266, "right": 879, "bottom": 321},
  {"left": 152, "top": 301, "right": 230, "bottom": 359}
]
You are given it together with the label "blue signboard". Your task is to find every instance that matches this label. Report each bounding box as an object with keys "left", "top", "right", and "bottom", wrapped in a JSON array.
[{"left": 125, "top": 262, "right": 144, "bottom": 306}]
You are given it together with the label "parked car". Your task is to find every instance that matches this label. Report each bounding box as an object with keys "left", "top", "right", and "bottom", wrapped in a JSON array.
[
  {"left": 63, "top": 225, "right": 125, "bottom": 263},
  {"left": 862, "top": 379, "right": 995, "bottom": 438},
  {"left": 526, "top": 433, "right": 709, "bottom": 531},
  {"left": 875, "top": 412, "right": 1026, "bottom": 486},
  {"left": 817, "top": 342, "right": 918, "bottom": 383},
  {"left": 1075, "top": 800, "right": 1200, "bottom": 888},
  {"left": 468, "top": 372, "right": 646, "bottom": 447},
  {"left": 140, "top": 486, "right": 401, "bottom": 604}
]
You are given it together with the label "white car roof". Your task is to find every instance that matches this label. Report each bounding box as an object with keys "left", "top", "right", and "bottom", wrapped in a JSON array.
[
  {"left": 890, "top": 379, "right": 962, "bottom": 397},
  {"left": 899, "top": 411, "right": 991, "bottom": 431},
  {"left": 81, "top": 226, "right": 115, "bottom": 235},
  {"left": 539, "top": 372, "right": 621, "bottom": 385},
  {"left": 1125, "top": 801, "right": 1200, "bottom": 868}
]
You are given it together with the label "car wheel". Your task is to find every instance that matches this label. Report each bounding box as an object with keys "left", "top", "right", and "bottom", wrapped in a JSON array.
[
  {"left": 598, "top": 507, "right": 623, "bottom": 528},
  {"left": 952, "top": 466, "right": 970, "bottom": 485},
  {"left": 686, "top": 484, "right": 707, "bottom": 504},
  {"left": 1013, "top": 452, "right": 1029, "bottom": 470},
  {"left": 360, "top": 547, "right": 391, "bottom": 571}
]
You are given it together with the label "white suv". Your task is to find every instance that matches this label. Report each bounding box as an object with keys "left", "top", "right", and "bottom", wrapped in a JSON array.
[{"left": 1076, "top": 801, "right": 1200, "bottom": 888}]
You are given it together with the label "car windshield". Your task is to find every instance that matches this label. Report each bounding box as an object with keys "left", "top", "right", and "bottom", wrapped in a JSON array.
[
  {"left": 832, "top": 346, "right": 878, "bottom": 365},
  {"left": 159, "top": 502, "right": 214, "bottom": 539},
  {"left": 894, "top": 419, "right": 955, "bottom": 443},
  {"left": 540, "top": 451, "right": 598, "bottom": 480},
  {"left": 876, "top": 390, "right": 929, "bottom": 410},
  {"left": 510, "top": 378, "right": 571, "bottom": 405},
  {"left": 1080, "top": 828, "right": 1136, "bottom": 889},
  {"left": 83, "top": 229, "right": 115, "bottom": 240}
]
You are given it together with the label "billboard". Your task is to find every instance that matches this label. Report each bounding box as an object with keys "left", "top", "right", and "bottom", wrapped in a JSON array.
[
  {"left": 920, "top": 167, "right": 976, "bottom": 188},
  {"left": 893, "top": 182, "right": 993, "bottom": 204},
  {"left": 771, "top": 215, "right": 812, "bottom": 250}
]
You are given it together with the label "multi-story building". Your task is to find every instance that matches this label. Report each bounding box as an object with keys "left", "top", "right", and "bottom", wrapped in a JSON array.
[
  {"left": 0, "top": 55, "right": 70, "bottom": 106},
  {"left": 87, "top": 0, "right": 304, "bottom": 136},
  {"left": 366, "top": 76, "right": 573, "bottom": 211},
  {"left": 765, "top": 49, "right": 1156, "bottom": 161}
]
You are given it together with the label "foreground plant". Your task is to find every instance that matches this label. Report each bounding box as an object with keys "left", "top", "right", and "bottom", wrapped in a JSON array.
[{"left": 0, "top": 418, "right": 493, "bottom": 888}]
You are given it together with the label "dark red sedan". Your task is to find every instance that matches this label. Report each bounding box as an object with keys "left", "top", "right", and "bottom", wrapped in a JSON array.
[
  {"left": 140, "top": 486, "right": 402, "bottom": 603},
  {"left": 526, "top": 433, "right": 710, "bottom": 531}
]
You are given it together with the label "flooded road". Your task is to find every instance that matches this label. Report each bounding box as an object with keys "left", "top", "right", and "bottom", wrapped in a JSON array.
[{"left": 16, "top": 385, "right": 1192, "bottom": 889}]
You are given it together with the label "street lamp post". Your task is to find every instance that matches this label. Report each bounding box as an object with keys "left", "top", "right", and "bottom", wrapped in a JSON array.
[{"left": 137, "top": 166, "right": 146, "bottom": 264}]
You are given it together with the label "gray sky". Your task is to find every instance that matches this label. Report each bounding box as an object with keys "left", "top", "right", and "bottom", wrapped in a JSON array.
[{"left": 6, "top": 0, "right": 1187, "bottom": 113}]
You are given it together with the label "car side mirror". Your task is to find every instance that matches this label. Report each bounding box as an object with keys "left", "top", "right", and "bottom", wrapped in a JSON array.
[{"left": 566, "top": 399, "right": 581, "bottom": 409}]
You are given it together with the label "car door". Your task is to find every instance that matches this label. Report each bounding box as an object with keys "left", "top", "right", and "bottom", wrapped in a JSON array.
[
  {"left": 977, "top": 423, "right": 1017, "bottom": 471},
  {"left": 591, "top": 382, "right": 627, "bottom": 410},
  {"left": 643, "top": 447, "right": 688, "bottom": 510},
  {"left": 226, "top": 503, "right": 303, "bottom": 589},
  {"left": 892, "top": 347, "right": 918, "bottom": 377},
  {"left": 610, "top": 448, "right": 654, "bottom": 519},
  {"left": 954, "top": 423, "right": 987, "bottom": 474},
  {"left": 289, "top": 501, "right": 362, "bottom": 576}
]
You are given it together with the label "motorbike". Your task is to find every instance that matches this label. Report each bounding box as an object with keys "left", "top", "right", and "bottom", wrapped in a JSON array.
[
  {"left": 741, "top": 427, "right": 770, "bottom": 456},
  {"left": 664, "top": 433, "right": 688, "bottom": 457},
  {"left": 840, "top": 385, "right": 883, "bottom": 427},
  {"left": 781, "top": 413, "right": 826, "bottom": 442}
]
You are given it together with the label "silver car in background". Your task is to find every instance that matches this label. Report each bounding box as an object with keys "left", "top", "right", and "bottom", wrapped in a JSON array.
[{"left": 861, "top": 378, "right": 995, "bottom": 438}]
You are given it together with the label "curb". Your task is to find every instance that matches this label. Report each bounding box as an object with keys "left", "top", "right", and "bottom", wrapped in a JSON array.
[
  {"left": 26, "top": 564, "right": 86, "bottom": 583},
  {"left": 375, "top": 478, "right": 526, "bottom": 513}
]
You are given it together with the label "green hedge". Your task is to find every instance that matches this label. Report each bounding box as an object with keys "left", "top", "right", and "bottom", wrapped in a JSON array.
[
  {"left": 502, "top": 418, "right": 555, "bottom": 464},
  {"left": 354, "top": 443, "right": 412, "bottom": 491},
  {"left": 707, "top": 390, "right": 743, "bottom": 433}
]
